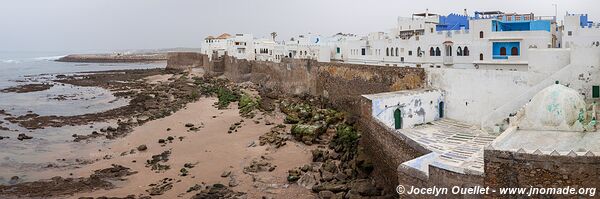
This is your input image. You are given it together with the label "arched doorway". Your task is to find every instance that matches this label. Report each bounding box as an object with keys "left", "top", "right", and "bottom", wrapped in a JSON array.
[
  {"left": 511, "top": 47, "right": 519, "bottom": 55},
  {"left": 500, "top": 47, "right": 507, "bottom": 56},
  {"left": 439, "top": 101, "right": 444, "bottom": 118},
  {"left": 394, "top": 109, "right": 403, "bottom": 129}
]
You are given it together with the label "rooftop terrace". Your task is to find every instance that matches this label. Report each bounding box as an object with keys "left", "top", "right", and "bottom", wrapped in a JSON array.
[{"left": 398, "top": 119, "right": 497, "bottom": 176}]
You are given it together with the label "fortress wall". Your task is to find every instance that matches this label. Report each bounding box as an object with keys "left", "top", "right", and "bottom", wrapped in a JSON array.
[
  {"left": 484, "top": 149, "right": 600, "bottom": 198},
  {"left": 169, "top": 53, "right": 432, "bottom": 193},
  {"left": 316, "top": 63, "right": 425, "bottom": 115},
  {"left": 166, "top": 52, "right": 207, "bottom": 71},
  {"left": 359, "top": 97, "right": 428, "bottom": 193},
  {"left": 200, "top": 54, "right": 426, "bottom": 116}
]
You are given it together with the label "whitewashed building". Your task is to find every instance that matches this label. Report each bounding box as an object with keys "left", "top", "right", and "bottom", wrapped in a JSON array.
[{"left": 339, "top": 11, "right": 560, "bottom": 71}]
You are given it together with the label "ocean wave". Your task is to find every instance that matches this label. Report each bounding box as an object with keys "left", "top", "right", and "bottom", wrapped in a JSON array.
[
  {"left": 33, "top": 55, "right": 67, "bottom": 61},
  {"left": 0, "top": 59, "right": 20, "bottom": 64}
]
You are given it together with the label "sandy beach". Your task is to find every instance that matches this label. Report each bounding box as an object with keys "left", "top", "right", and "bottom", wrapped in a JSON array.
[
  {"left": 0, "top": 68, "right": 387, "bottom": 199},
  {"left": 54, "top": 96, "right": 316, "bottom": 198}
]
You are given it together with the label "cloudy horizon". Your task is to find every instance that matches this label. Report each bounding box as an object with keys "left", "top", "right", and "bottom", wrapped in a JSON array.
[{"left": 1, "top": 0, "right": 599, "bottom": 52}]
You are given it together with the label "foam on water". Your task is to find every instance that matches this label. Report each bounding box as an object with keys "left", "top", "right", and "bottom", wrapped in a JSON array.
[{"left": 0, "top": 51, "right": 166, "bottom": 183}]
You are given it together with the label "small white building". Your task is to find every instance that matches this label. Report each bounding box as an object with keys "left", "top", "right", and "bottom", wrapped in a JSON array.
[
  {"left": 364, "top": 89, "right": 445, "bottom": 129},
  {"left": 201, "top": 33, "right": 255, "bottom": 60},
  {"left": 562, "top": 13, "right": 600, "bottom": 48}
]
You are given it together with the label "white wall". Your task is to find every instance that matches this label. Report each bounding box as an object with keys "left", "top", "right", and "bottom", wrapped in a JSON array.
[
  {"left": 367, "top": 90, "right": 445, "bottom": 129},
  {"left": 426, "top": 68, "right": 531, "bottom": 125}
]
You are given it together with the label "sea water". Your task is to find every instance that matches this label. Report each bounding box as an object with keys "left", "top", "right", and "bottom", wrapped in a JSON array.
[{"left": 0, "top": 51, "right": 165, "bottom": 184}]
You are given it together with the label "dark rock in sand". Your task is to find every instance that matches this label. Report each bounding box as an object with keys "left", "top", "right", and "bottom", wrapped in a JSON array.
[
  {"left": 17, "top": 133, "right": 32, "bottom": 141},
  {"left": 137, "top": 144, "right": 148, "bottom": 151},
  {"left": 146, "top": 178, "right": 174, "bottom": 196},
  {"left": 0, "top": 84, "right": 53, "bottom": 93},
  {"left": 190, "top": 184, "right": 246, "bottom": 199},
  {"left": 0, "top": 164, "right": 136, "bottom": 198}
]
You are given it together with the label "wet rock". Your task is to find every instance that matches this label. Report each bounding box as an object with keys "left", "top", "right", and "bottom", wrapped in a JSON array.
[
  {"left": 0, "top": 136, "right": 9, "bottom": 140},
  {"left": 284, "top": 115, "right": 300, "bottom": 124},
  {"left": 247, "top": 141, "right": 257, "bottom": 147},
  {"left": 334, "top": 172, "right": 348, "bottom": 181},
  {"left": 228, "top": 176, "right": 239, "bottom": 187},
  {"left": 298, "top": 173, "right": 317, "bottom": 189},
  {"left": 190, "top": 184, "right": 246, "bottom": 199},
  {"left": 137, "top": 144, "right": 148, "bottom": 151},
  {"left": 258, "top": 126, "right": 288, "bottom": 148},
  {"left": 17, "top": 133, "right": 32, "bottom": 141},
  {"left": 146, "top": 150, "right": 171, "bottom": 172},
  {"left": 8, "top": 176, "right": 20, "bottom": 185},
  {"left": 291, "top": 124, "right": 325, "bottom": 145},
  {"left": 184, "top": 162, "right": 196, "bottom": 169},
  {"left": 301, "top": 164, "right": 313, "bottom": 172},
  {"left": 146, "top": 178, "right": 174, "bottom": 196},
  {"left": 187, "top": 184, "right": 204, "bottom": 193},
  {"left": 312, "top": 183, "right": 348, "bottom": 193},
  {"left": 106, "top": 126, "right": 117, "bottom": 132},
  {"left": 287, "top": 169, "right": 301, "bottom": 182},
  {"left": 321, "top": 171, "right": 334, "bottom": 182},
  {"left": 244, "top": 158, "right": 276, "bottom": 173},
  {"left": 0, "top": 165, "right": 136, "bottom": 198},
  {"left": 312, "top": 149, "right": 328, "bottom": 162},
  {"left": 0, "top": 84, "right": 53, "bottom": 93},
  {"left": 319, "top": 190, "right": 335, "bottom": 199},
  {"left": 221, "top": 171, "right": 232, "bottom": 178},
  {"left": 322, "top": 160, "right": 337, "bottom": 173},
  {"left": 180, "top": 168, "right": 189, "bottom": 176}
]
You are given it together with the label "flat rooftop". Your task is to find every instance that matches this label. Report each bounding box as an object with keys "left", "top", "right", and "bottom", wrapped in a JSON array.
[
  {"left": 362, "top": 88, "right": 440, "bottom": 100},
  {"left": 398, "top": 119, "right": 497, "bottom": 175},
  {"left": 492, "top": 129, "right": 600, "bottom": 155}
]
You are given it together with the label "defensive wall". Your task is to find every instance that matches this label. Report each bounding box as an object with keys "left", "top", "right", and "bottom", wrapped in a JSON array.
[{"left": 166, "top": 52, "right": 600, "bottom": 198}]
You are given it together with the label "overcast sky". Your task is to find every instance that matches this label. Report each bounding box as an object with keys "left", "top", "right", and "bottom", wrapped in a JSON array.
[{"left": 1, "top": 0, "right": 598, "bottom": 52}]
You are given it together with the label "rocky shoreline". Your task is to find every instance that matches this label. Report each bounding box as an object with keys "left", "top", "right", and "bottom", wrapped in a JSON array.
[
  {"left": 0, "top": 68, "right": 393, "bottom": 198},
  {"left": 56, "top": 53, "right": 167, "bottom": 63}
]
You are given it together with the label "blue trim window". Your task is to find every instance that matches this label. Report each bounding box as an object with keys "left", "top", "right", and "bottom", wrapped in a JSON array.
[{"left": 493, "top": 42, "right": 520, "bottom": 60}]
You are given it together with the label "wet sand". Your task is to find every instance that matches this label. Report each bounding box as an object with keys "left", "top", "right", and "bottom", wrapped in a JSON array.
[{"left": 41, "top": 97, "right": 317, "bottom": 198}]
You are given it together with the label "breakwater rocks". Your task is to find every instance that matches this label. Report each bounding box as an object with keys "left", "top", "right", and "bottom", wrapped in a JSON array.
[{"left": 56, "top": 53, "right": 167, "bottom": 63}]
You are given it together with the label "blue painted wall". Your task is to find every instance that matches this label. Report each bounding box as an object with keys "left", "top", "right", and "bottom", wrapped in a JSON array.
[
  {"left": 492, "top": 20, "right": 551, "bottom": 32},
  {"left": 436, "top": 13, "right": 469, "bottom": 31},
  {"left": 580, "top": 14, "right": 590, "bottom": 27},
  {"left": 492, "top": 42, "right": 520, "bottom": 59},
  {"left": 530, "top": 20, "right": 551, "bottom": 31}
]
